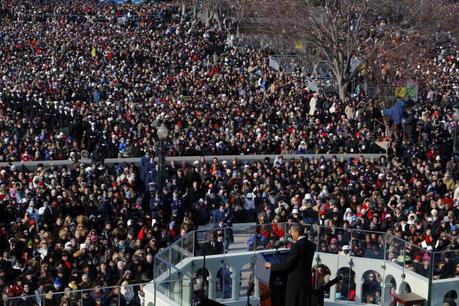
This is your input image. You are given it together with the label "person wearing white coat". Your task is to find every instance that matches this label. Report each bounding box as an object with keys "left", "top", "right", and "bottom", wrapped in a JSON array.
[{"left": 309, "top": 94, "right": 318, "bottom": 116}]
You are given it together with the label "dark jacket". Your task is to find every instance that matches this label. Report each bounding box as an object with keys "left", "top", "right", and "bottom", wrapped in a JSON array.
[
  {"left": 201, "top": 240, "right": 224, "bottom": 256},
  {"left": 271, "top": 237, "right": 315, "bottom": 306}
]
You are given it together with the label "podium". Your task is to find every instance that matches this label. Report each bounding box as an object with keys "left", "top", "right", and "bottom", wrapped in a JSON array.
[
  {"left": 254, "top": 250, "right": 290, "bottom": 306},
  {"left": 254, "top": 250, "right": 341, "bottom": 306}
]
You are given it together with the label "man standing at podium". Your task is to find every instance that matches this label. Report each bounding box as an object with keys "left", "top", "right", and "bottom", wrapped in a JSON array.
[{"left": 265, "top": 223, "right": 315, "bottom": 306}]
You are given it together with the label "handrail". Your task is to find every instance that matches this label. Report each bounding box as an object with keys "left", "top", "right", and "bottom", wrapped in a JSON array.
[
  {"left": 155, "top": 255, "right": 183, "bottom": 275},
  {"left": 3, "top": 282, "right": 150, "bottom": 302},
  {"left": 154, "top": 223, "right": 390, "bottom": 275},
  {"left": 429, "top": 248, "right": 459, "bottom": 256},
  {"left": 154, "top": 221, "right": 459, "bottom": 284},
  {"left": 0, "top": 153, "right": 386, "bottom": 169},
  {"left": 153, "top": 237, "right": 438, "bottom": 306}
]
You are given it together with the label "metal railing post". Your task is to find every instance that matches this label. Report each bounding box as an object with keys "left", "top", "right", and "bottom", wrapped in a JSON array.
[
  {"left": 180, "top": 238, "right": 184, "bottom": 263},
  {"left": 153, "top": 281, "right": 156, "bottom": 306},
  {"left": 180, "top": 275, "right": 184, "bottom": 306},
  {"left": 223, "top": 227, "right": 227, "bottom": 253},
  {"left": 193, "top": 231, "right": 196, "bottom": 257},
  {"left": 427, "top": 250, "right": 434, "bottom": 306},
  {"left": 382, "top": 232, "right": 388, "bottom": 305},
  {"left": 168, "top": 248, "right": 172, "bottom": 278}
]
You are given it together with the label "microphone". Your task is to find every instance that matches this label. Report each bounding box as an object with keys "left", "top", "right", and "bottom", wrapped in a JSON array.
[
  {"left": 314, "top": 275, "right": 342, "bottom": 294},
  {"left": 312, "top": 275, "right": 342, "bottom": 306},
  {"left": 247, "top": 276, "right": 255, "bottom": 297},
  {"left": 246, "top": 254, "right": 256, "bottom": 306}
]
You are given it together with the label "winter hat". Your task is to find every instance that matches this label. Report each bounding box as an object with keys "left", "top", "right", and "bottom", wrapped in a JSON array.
[{"left": 53, "top": 277, "right": 62, "bottom": 288}]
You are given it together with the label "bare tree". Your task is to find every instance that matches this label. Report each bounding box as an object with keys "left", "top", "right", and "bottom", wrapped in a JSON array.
[
  {"left": 179, "top": 0, "right": 201, "bottom": 20},
  {"left": 199, "top": 0, "right": 228, "bottom": 28},
  {"left": 240, "top": 0, "right": 458, "bottom": 101},
  {"left": 222, "top": 0, "right": 253, "bottom": 35}
]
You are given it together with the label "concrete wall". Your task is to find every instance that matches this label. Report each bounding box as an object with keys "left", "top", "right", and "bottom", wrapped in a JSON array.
[{"left": 0, "top": 154, "right": 385, "bottom": 169}]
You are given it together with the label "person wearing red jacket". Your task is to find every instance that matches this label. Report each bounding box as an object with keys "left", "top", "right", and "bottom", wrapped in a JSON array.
[{"left": 271, "top": 216, "right": 285, "bottom": 240}]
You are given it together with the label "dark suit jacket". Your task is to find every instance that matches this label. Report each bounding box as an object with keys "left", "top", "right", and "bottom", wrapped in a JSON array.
[
  {"left": 271, "top": 237, "right": 315, "bottom": 306},
  {"left": 201, "top": 240, "right": 224, "bottom": 256}
]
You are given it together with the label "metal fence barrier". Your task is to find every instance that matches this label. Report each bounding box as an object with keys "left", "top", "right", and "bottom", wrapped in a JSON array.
[{"left": 3, "top": 282, "right": 150, "bottom": 306}]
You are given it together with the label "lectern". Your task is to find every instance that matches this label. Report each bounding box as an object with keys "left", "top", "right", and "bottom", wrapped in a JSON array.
[
  {"left": 254, "top": 250, "right": 341, "bottom": 306},
  {"left": 254, "top": 251, "right": 290, "bottom": 306}
]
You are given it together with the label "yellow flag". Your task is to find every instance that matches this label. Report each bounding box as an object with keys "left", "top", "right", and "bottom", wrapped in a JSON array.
[
  {"left": 295, "top": 41, "right": 304, "bottom": 50},
  {"left": 395, "top": 87, "right": 407, "bottom": 98},
  {"left": 91, "top": 47, "right": 96, "bottom": 57}
]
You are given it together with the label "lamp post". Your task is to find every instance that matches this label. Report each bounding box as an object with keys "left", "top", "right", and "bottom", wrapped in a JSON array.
[{"left": 156, "top": 123, "right": 169, "bottom": 192}]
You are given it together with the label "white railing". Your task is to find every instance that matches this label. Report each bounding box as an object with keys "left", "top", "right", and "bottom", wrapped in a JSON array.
[
  {"left": 148, "top": 248, "right": 451, "bottom": 306},
  {"left": 152, "top": 223, "right": 459, "bottom": 306}
]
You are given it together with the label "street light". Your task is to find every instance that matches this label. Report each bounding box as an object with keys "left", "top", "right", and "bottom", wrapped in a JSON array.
[{"left": 156, "top": 123, "right": 168, "bottom": 192}]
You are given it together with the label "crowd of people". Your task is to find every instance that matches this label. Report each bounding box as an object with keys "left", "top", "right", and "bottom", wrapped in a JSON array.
[
  {"left": 0, "top": 0, "right": 458, "bottom": 305},
  {"left": 0, "top": 0, "right": 398, "bottom": 163},
  {"left": 2, "top": 148, "right": 459, "bottom": 304}
]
